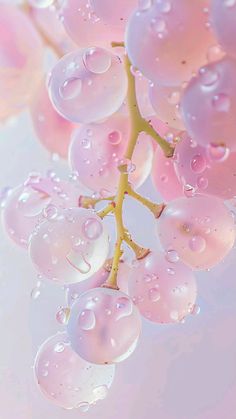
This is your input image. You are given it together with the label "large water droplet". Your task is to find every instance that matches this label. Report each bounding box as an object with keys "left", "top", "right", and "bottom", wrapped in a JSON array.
[
  {"left": 207, "top": 144, "right": 229, "bottom": 162},
  {"left": 79, "top": 309, "right": 96, "bottom": 331},
  {"left": 83, "top": 48, "right": 111, "bottom": 74},
  {"left": 59, "top": 77, "right": 82, "bottom": 100},
  {"left": 199, "top": 67, "right": 219, "bottom": 88},
  {"left": 54, "top": 342, "right": 65, "bottom": 353},
  {"left": 77, "top": 402, "right": 90, "bottom": 412},
  {"left": 116, "top": 297, "right": 133, "bottom": 320},
  {"left": 108, "top": 130, "right": 122, "bottom": 145},
  {"left": 56, "top": 307, "right": 71, "bottom": 325},
  {"left": 212, "top": 93, "right": 231, "bottom": 112},
  {"left": 166, "top": 249, "right": 179, "bottom": 263}
]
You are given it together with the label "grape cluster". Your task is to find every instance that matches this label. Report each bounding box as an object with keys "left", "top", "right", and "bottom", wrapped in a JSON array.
[{"left": 1, "top": 0, "right": 236, "bottom": 413}]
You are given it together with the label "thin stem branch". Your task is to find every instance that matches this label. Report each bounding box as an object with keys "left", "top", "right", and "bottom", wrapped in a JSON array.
[{"left": 97, "top": 203, "right": 116, "bottom": 219}]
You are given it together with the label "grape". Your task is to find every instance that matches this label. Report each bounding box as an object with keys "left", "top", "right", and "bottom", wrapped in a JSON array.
[
  {"left": 149, "top": 83, "right": 184, "bottom": 130},
  {"left": 48, "top": 47, "right": 127, "bottom": 124},
  {"left": 30, "top": 5, "right": 76, "bottom": 54},
  {"left": 30, "top": 79, "right": 76, "bottom": 158},
  {"left": 0, "top": 4, "right": 43, "bottom": 120},
  {"left": 69, "top": 114, "right": 153, "bottom": 195},
  {"left": 210, "top": 0, "right": 236, "bottom": 59},
  {"left": 90, "top": 0, "right": 137, "bottom": 28},
  {"left": 2, "top": 174, "right": 80, "bottom": 249},
  {"left": 66, "top": 261, "right": 131, "bottom": 306},
  {"left": 181, "top": 56, "right": 236, "bottom": 151},
  {"left": 34, "top": 332, "right": 115, "bottom": 410},
  {"left": 174, "top": 132, "right": 236, "bottom": 200},
  {"left": 156, "top": 196, "right": 235, "bottom": 270},
  {"left": 67, "top": 287, "right": 142, "bottom": 364},
  {"left": 151, "top": 145, "right": 183, "bottom": 201},
  {"left": 61, "top": 0, "right": 123, "bottom": 49},
  {"left": 128, "top": 252, "right": 197, "bottom": 323},
  {"left": 29, "top": 208, "right": 109, "bottom": 284},
  {"left": 125, "top": 0, "right": 214, "bottom": 86}
]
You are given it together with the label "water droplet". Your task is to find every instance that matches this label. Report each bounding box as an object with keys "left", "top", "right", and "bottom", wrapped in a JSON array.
[
  {"left": 143, "top": 274, "right": 152, "bottom": 283},
  {"left": 207, "top": 144, "right": 229, "bottom": 162},
  {"left": 83, "top": 48, "right": 111, "bottom": 74},
  {"left": 149, "top": 288, "right": 161, "bottom": 302},
  {"left": 81, "top": 138, "right": 91, "bottom": 149},
  {"left": 66, "top": 251, "right": 91, "bottom": 274},
  {"left": 197, "top": 176, "right": 208, "bottom": 190},
  {"left": 93, "top": 384, "right": 108, "bottom": 400},
  {"left": 189, "top": 235, "right": 206, "bottom": 253},
  {"left": 166, "top": 249, "right": 179, "bottom": 263},
  {"left": 191, "top": 154, "right": 206, "bottom": 174},
  {"left": 43, "top": 204, "right": 58, "bottom": 220},
  {"left": 77, "top": 402, "right": 90, "bottom": 412},
  {"left": 54, "top": 342, "right": 65, "bottom": 353},
  {"left": 79, "top": 309, "right": 96, "bottom": 331},
  {"left": 212, "top": 93, "right": 231, "bottom": 112},
  {"left": 167, "top": 268, "right": 175, "bottom": 275},
  {"left": 56, "top": 307, "right": 71, "bottom": 325},
  {"left": 108, "top": 130, "right": 122, "bottom": 145},
  {"left": 83, "top": 218, "right": 103, "bottom": 240},
  {"left": 156, "top": 0, "right": 171, "bottom": 13},
  {"left": 42, "top": 369, "right": 49, "bottom": 377},
  {"left": 184, "top": 184, "right": 196, "bottom": 198},
  {"left": 59, "top": 77, "right": 82, "bottom": 100},
  {"left": 116, "top": 297, "right": 133, "bottom": 319},
  {"left": 199, "top": 67, "right": 219, "bottom": 88},
  {"left": 190, "top": 304, "right": 201, "bottom": 316}
]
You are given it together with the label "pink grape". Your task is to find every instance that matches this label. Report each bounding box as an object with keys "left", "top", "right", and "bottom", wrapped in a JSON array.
[
  {"left": 181, "top": 56, "right": 236, "bottom": 151},
  {"left": 156, "top": 196, "right": 235, "bottom": 270},
  {"left": 29, "top": 208, "right": 109, "bottom": 284},
  {"left": 0, "top": 4, "right": 43, "bottom": 120},
  {"left": 210, "top": 0, "right": 236, "bottom": 59},
  {"left": 48, "top": 47, "right": 127, "bottom": 124},
  {"left": 125, "top": 0, "right": 215, "bottom": 86},
  {"left": 61, "top": 0, "right": 123, "bottom": 49},
  {"left": 66, "top": 261, "right": 131, "bottom": 306},
  {"left": 67, "top": 287, "right": 142, "bottom": 364},
  {"left": 69, "top": 114, "right": 153, "bottom": 195},
  {"left": 30, "top": 5, "right": 76, "bottom": 55},
  {"left": 34, "top": 332, "right": 115, "bottom": 410},
  {"left": 2, "top": 174, "right": 79, "bottom": 249},
  {"left": 128, "top": 252, "right": 197, "bottom": 323},
  {"left": 151, "top": 145, "right": 183, "bottom": 201},
  {"left": 30, "top": 79, "right": 76, "bottom": 158},
  {"left": 90, "top": 0, "right": 137, "bottom": 28},
  {"left": 174, "top": 132, "right": 236, "bottom": 200},
  {"left": 149, "top": 83, "right": 184, "bottom": 130}
]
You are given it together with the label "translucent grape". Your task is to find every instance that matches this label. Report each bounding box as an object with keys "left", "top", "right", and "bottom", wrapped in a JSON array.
[
  {"left": 29, "top": 208, "right": 109, "bottom": 284},
  {"left": 0, "top": 4, "right": 43, "bottom": 120},
  {"left": 125, "top": 0, "right": 214, "bottom": 86},
  {"left": 61, "top": 0, "right": 124, "bottom": 49},
  {"left": 90, "top": 0, "right": 137, "bottom": 28},
  {"left": 174, "top": 132, "right": 236, "bottom": 199},
  {"left": 69, "top": 114, "right": 153, "bottom": 194},
  {"left": 151, "top": 146, "right": 183, "bottom": 201},
  {"left": 66, "top": 261, "right": 131, "bottom": 306},
  {"left": 2, "top": 174, "right": 79, "bottom": 249},
  {"left": 210, "top": 0, "right": 236, "bottom": 59},
  {"left": 48, "top": 48, "right": 127, "bottom": 124},
  {"left": 128, "top": 252, "right": 197, "bottom": 323},
  {"left": 181, "top": 57, "right": 236, "bottom": 151},
  {"left": 30, "top": 79, "right": 76, "bottom": 158},
  {"left": 149, "top": 83, "right": 184, "bottom": 130},
  {"left": 156, "top": 196, "right": 235, "bottom": 270},
  {"left": 67, "top": 287, "right": 141, "bottom": 364},
  {"left": 34, "top": 332, "right": 115, "bottom": 409}
]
